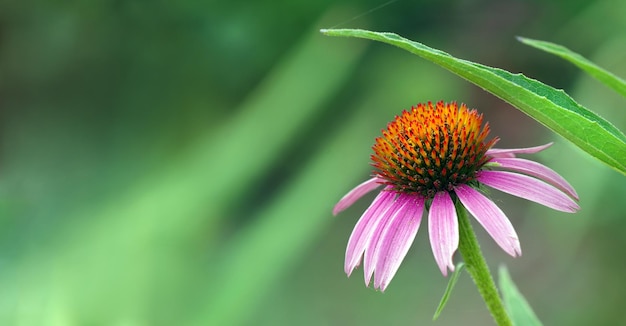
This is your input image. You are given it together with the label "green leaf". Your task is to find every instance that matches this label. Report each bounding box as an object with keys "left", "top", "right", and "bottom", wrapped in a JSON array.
[
  {"left": 498, "top": 266, "right": 543, "bottom": 326},
  {"left": 433, "top": 262, "right": 465, "bottom": 320},
  {"left": 321, "top": 28, "right": 626, "bottom": 175},
  {"left": 518, "top": 36, "right": 626, "bottom": 99}
]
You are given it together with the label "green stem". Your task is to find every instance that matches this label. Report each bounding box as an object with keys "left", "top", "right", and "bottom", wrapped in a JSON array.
[{"left": 456, "top": 200, "right": 513, "bottom": 326}]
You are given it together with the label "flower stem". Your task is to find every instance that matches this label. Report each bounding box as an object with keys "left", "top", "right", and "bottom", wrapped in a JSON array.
[{"left": 455, "top": 200, "right": 512, "bottom": 326}]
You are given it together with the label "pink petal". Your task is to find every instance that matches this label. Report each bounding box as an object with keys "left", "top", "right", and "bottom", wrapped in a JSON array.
[
  {"left": 428, "top": 192, "right": 459, "bottom": 276},
  {"left": 372, "top": 195, "right": 424, "bottom": 292},
  {"left": 455, "top": 184, "right": 521, "bottom": 257},
  {"left": 363, "top": 194, "right": 411, "bottom": 285},
  {"left": 333, "top": 177, "right": 385, "bottom": 215},
  {"left": 344, "top": 187, "right": 395, "bottom": 276},
  {"left": 478, "top": 170, "right": 580, "bottom": 213},
  {"left": 491, "top": 157, "right": 578, "bottom": 200},
  {"left": 486, "top": 143, "right": 553, "bottom": 158}
]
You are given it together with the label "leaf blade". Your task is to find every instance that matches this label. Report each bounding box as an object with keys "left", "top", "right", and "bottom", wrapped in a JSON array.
[
  {"left": 499, "top": 266, "right": 543, "bottom": 326},
  {"left": 321, "top": 28, "right": 626, "bottom": 175},
  {"left": 433, "top": 262, "right": 465, "bottom": 320},
  {"left": 517, "top": 36, "right": 626, "bottom": 98}
]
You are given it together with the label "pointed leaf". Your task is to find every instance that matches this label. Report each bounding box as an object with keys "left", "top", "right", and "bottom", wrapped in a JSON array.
[
  {"left": 433, "top": 262, "right": 465, "bottom": 320},
  {"left": 518, "top": 36, "right": 626, "bottom": 99},
  {"left": 499, "top": 266, "right": 543, "bottom": 326},
  {"left": 321, "top": 29, "right": 626, "bottom": 175}
]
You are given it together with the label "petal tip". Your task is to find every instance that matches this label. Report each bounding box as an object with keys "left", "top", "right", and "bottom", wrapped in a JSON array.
[
  {"left": 437, "top": 261, "right": 455, "bottom": 277},
  {"left": 377, "top": 281, "right": 389, "bottom": 292},
  {"left": 509, "top": 237, "right": 522, "bottom": 257},
  {"left": 333, "top": 178, "right": 384, "bottom": 215},
  {"left": 345, "top": 260, "right": 360, "bottom": 277}
]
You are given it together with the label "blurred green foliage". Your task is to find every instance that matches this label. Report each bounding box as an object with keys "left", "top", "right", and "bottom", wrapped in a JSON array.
[{"left": 0, "top": 0, "right": 624, "bottom": 325}]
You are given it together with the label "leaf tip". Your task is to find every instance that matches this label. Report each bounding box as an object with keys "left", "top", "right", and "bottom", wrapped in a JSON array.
[{"left": 516, "top": 36, "right": 535, "bottom": 45}]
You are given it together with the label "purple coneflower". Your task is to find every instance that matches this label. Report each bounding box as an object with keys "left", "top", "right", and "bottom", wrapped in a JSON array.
[{"left": 333, "top": 101, "right": 579, "bottom": 291}]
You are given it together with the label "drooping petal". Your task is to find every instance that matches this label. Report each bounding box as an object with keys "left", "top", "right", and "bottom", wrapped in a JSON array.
[
  {"left": 333, "top": 177, "right": 385, "bottom": 215},
  {"left": 428, "top": 192, "right": 459, "bottom": 276},
  {"left": 491, "top": 157, "right": 579, "bottom": 200},
  {"left": 344, "top": 187, "right": 395, "bottom": 276},
  {"left": 455, "top": 184, "right": 521, "bottom": 257},
  {"left": 486, "top": 143, "right": 553, "bottom": 158},
  {"left": 372, "top": 195, "right": 425, "bottom": 292},
  {"left": 478, "top": 170, "right": 580, "bottom": 213},
  {"left": 363, "top": 194, "right": 411, "bottom": 286}
]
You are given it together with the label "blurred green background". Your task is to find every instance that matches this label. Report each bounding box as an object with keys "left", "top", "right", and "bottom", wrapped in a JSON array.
[{"left": 1, "top": 0, "right": 625, "bottom": 325}]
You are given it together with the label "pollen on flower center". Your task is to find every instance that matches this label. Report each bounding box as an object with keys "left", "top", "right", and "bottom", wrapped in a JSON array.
[{"left": 371, "top": 101, "right": 497, "bottom": 198}]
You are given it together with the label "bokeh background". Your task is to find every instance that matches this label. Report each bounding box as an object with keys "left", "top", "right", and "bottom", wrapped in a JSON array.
[{"left": 1, "top": 0, "right": 625, "bottom": 325}]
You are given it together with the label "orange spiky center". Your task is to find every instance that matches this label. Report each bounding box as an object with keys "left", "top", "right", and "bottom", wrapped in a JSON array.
[{"left": 371, "top": 101, "right": 497, "bottom": 198}]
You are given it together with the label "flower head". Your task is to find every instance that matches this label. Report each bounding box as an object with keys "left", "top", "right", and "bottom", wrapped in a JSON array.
[{"left": 333, "top": 101, "right": 579, "bottom": 291}]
